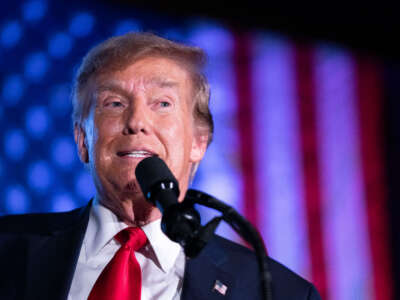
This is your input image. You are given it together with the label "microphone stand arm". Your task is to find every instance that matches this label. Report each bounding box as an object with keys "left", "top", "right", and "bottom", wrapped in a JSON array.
[{"left": 185, "top": 189, "right": 272, "bottom": 300}]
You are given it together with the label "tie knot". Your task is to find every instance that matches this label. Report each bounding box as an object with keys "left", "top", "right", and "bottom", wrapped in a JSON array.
[{"left": 115, "top": 227, "right": 147, "bottom": 251}]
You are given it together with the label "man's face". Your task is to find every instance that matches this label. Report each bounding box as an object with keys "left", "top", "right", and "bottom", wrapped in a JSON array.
[{"left": 76, "top": 56, "right": 207, "bottom": 207}]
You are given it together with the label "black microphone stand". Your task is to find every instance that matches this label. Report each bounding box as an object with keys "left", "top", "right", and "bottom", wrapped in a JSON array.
[
  {"left": 135, "top": 156, "right": 272, "bottom": 300},
  {"left": 183, "top": 189, "right": 272, "bottom": 300}
]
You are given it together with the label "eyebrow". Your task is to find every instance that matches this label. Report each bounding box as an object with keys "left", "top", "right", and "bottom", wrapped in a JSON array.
[
  {"left": 94, "top": 82, "right": 131, "bottom": 99},
  {"left": 94, "top": 77, "right": 180, "bottom": 98},
  {"left": 148, "top": 77, "right": 179, "bottom": 89}
]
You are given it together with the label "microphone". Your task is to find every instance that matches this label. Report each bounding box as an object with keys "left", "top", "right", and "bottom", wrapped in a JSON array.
[
  {"left": 135, "top": 157, "right": 272, "bottom": 299},
  {"left": 135, "top": 156, "right": 201, "bottom": 250},
  {"left": 135, "top": 155, "right": 180, "bottom": 210}
]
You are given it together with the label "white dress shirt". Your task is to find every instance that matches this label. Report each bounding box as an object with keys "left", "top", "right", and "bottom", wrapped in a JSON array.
[{"left": 68, "top": 202, "right": 185, "bottom": 300}]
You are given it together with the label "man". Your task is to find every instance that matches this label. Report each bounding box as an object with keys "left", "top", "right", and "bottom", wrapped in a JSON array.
[{"left": 0, "top": 33, "right": 321, "bottom": 299}]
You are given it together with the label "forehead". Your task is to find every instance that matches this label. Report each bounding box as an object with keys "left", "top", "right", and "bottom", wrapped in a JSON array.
[{"left": 93, "top": 56, "right": 193, "bottom": 93}]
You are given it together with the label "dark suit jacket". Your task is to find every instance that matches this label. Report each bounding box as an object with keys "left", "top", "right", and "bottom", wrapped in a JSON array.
[{"left": 0, "top": 203, "right": 321, "bottom": 300}]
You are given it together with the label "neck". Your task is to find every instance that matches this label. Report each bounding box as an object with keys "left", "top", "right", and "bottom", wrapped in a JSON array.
[
  {"left": 95, "top": 193, "right": 162, "bottom": 227},
  {"left": 95, "top": 179, "right": 189, "bottom": 227}
]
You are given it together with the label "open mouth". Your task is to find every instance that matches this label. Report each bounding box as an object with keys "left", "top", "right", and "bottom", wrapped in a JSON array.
[{"left": 117, "top": 150, "right": 155, "bottom": 158}]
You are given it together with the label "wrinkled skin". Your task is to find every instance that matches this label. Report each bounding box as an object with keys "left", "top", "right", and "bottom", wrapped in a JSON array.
[{"left": 75, "top": 57, "right": 208, "bottom": 226}]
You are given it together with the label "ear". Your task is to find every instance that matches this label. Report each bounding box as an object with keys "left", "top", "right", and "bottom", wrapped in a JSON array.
[
  {"left": 74, "top": 124, "right": 89, "bottom": 163},
  {"left": 190, "top": 133, "right": 208, "bottom": 164}
]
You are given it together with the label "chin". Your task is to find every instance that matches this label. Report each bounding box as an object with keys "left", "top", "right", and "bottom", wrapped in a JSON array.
[{"left": 124, "top": 180, "right": 141, "bottom": 193}]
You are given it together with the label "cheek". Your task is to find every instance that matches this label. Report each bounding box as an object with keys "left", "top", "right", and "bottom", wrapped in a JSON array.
[
  {"left": 92, "top": 117, "right": 122, "bottom": 157},
  {"left": 161, "top": 118, "right": 194, "bottom": 164},
  {"left": 163, "top": 123, "right": 185, "bottom": 140},
  {"left": 96, "top": 113, "right": 123, "bottom": 133}
]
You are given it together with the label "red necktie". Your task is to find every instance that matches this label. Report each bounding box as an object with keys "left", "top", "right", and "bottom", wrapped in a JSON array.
[{"left": 88, "top": 227, "right": 148, "bottom": 300}]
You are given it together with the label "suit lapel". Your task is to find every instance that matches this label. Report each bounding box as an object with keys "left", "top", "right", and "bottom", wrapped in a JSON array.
[
  {"left": 181, "top": 238, "right": 235, "bottom": 300},
  {"left": 24, "top": 203, "right": 91, "bottom": 300}
]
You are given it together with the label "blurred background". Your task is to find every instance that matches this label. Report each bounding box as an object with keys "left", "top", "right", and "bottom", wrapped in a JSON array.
[{"left": 1, "top": 1, "right": 399, "bottom": 299}]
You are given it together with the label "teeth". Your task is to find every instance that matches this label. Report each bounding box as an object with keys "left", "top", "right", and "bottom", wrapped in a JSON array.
[
  {"left": 123, "top": 151, "right": 152, "bottom": 157},
  {"left": 126, "top": 153, "right": 149, "bottom": 157}
]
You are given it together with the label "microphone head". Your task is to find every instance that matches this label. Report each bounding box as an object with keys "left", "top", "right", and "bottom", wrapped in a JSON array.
[{"left": 135, "top": 156, "right": 180, "bottom": 200}]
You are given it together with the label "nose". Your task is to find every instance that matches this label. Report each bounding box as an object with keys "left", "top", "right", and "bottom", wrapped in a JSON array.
[{"left": 123, "top": 101, "right": 151, "bottom": 135}]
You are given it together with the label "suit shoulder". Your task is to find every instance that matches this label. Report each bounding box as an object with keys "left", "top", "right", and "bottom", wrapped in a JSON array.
[
  {"left": 0, "top": 204, "right": 90, "bottom": 235},
  {"left": 267, "top": 257, "right": 318, "bottom": 294},
  {"left": 211, "top": 234, "right": 256, "bottom": 261},
  {"left": 210, "top": 235, "right": 321, "bottom": 298}
]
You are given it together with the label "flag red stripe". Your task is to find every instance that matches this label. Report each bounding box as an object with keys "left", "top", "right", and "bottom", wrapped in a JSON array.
[
  {"left": 356, "top": 58, "right": 393, "bottom": 300},
  {"left": 295, "top": 45, "right": 328, "bottom": 299},
  {"left": 233, "top": 33, "right": 259, "bottom": 228}
]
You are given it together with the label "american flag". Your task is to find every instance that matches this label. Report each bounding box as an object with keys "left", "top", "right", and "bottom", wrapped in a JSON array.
[
  {"left": 191, "top": 32, "right": 392, "bottom": 300},
  {"left": 213, "top": 280, "right": 228, "bottom": 296},
  {"left": 0, "top": 1, "right": 394, "bottom": 299}
]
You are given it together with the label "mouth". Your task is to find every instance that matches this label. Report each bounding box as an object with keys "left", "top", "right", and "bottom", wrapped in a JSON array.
[{"left": 117, "top": 150, "right": 156, "bottom": 158}]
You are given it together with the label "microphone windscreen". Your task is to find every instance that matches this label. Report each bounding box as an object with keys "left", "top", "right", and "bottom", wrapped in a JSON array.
[{"left": 135, "top": 156, "right": 179, "bottom": 198}]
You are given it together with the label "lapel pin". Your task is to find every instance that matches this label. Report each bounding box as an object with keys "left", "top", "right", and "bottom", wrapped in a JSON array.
[{"left": 213, "top": 280, "right": 228, "bottom": 296}]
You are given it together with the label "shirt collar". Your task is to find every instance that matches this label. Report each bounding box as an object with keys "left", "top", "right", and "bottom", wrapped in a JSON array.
[
  {"left": 84, "top": 201, "right": 128, "bottom": 260},
  {"left": 141, "top": 218, "right": 182, "bottom": 273},
  {"left": 84, "top": 201, "right": 182, "bottom": 273}
]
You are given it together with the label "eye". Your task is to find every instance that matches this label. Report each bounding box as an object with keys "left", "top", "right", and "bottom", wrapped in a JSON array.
[
  {"left": 151, "top": 97, "right": 174, "bottom": 111},
  {"left": 110, "top": 101, "right": 123, "bottom": 107},
  {"left": 159, "top": 101, "right": 171, "bottom": 108},
  {"left": 104, "top": 98, "right": 125, "bottom": 109}
]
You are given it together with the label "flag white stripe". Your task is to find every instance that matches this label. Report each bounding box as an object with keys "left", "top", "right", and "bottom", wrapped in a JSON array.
[
  {"left": 190, "top": 26, "right": 242, "bottom": 241},
  {"left": 252, "top": 34, "right": 311, "bottom": 277},
  {"left": 314, "top": 46, "right": 374, "bottom": 300}
]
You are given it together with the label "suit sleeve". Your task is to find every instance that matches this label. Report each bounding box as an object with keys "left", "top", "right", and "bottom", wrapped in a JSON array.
[{"left": 308, "top": 284, "right": 322, "bottom": 300}]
